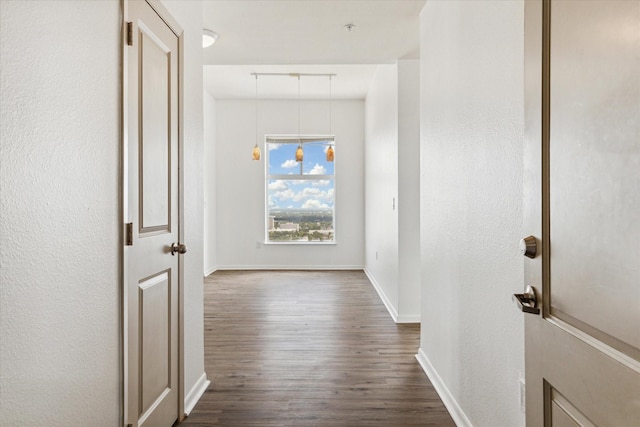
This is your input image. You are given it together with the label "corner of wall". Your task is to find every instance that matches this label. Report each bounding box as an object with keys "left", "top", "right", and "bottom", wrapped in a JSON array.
[
  {"left": 364, "top": 267, "right": 398, "bottom": 322},
  {"left": 415, "top": 349, "right": 474, "bottom": 427}
]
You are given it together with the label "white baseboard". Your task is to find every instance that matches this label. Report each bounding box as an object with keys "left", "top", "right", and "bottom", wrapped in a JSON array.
[
  {"left": 204, "top": 266, "right": 217, "bottom": 277},
  {"left": 215, "top": 265, "right": 364, "bottom": 270},
  {"left": 363, "top": 268, "right": 399, "bottom": 323},
  {"left": 396, "top": 313, "right": 421, "bottom": 323},
  {"left": 184, "top": 372, "right": 210, "bottom": 416},
  {"left": 416, "top": 348, "right": 473, "bottom": 427}
]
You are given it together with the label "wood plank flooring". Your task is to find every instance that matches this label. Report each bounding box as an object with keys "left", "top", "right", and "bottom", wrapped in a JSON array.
[{"left": 178, "top": 270, "right": 454, "bottom": 426}]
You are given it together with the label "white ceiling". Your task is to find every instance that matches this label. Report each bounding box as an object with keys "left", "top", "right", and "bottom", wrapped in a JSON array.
[{"left": 202, "top": 0, "right": 425, "bottom": 100}]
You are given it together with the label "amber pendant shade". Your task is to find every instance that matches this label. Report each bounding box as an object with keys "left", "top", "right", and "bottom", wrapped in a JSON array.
[
  {"left": 295, "top": 145, "right": 304, "bottom": 162},
  {"left": 252, "top": 144, "right": 261, "bottom": 161},
  {"left": 326, "top": 145, "right": 334, "bottom": 162}
]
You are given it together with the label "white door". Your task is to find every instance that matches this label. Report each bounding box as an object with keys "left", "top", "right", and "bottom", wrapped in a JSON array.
[
  {"left": 125, "top": 1, "right": 182, "bottom": 426},
  {"left": 521, "top": 0, "right": 640, "bottom": 425}
]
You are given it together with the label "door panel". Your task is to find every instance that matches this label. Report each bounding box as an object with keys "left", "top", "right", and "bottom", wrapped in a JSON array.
[
  {"left": 140, "top": 28, "right": 171, "bottom": 232},
  {"left": 548, "top": 0, "right": 640, "bottom": 357},
  {"left": 547, "top": 384, "right": 593, "bottom": 427},
  {"left": 126, "top": 1, "right": 180, "bottom": 426},
  {"left": 523, "top": 1, "right": 640, "bottom": 426},
  {"left": 139, "top": 270, "right": 171, "bottom": 414}
]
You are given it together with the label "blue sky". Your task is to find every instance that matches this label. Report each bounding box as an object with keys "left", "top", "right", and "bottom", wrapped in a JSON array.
[
  {"left": 267, "top": 142, "right": 335, "bottom": 210},
  {"left": 268, "top": 142, "right": 334, "bottom": 175}
]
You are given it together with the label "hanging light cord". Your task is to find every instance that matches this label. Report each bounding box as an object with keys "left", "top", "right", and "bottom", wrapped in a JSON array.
[
  {"left": 297, "top": 75, "right": 301, "bottom": 141},
  {"left": 329, "top": 76, "right": 332, "bottom": 136},
  {"left": 255, "top": 74, "right": 258, "bottom": 146}
]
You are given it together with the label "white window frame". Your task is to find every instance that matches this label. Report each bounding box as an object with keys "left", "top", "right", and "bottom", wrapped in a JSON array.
[{"left": 265, "top": 134, "right": 336, "bottom": 245}]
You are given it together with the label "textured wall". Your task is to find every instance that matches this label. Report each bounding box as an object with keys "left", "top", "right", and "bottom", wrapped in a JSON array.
[
  {"left": 364, "top": 62, "right": 421, "bottom": 322},
  {"left": 364, "top": 65, "right": 400, "bottom": 315},
  {"left": 397, "top": 59, "right": 421, "bottom": 322},
  {"left": 215, "top": 99, "right": 364, "bottom": 269},
  {"left": 419, "top": 1, "right": 525, "bottom": 426},
  {"left": 203, "top": 91, "right": 217, "bottom": 275},
  {"left": 0, "top": 1, "right": 120, "bottom": 425}
]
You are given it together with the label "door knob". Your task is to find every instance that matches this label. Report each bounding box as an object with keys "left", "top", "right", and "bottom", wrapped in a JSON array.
[
  {"left": 170, "top": 242, "right": 188, "bottom": 256},
  {"left": 519, "top": 235, "right": 537, "bottom": 258},
  {"left": 512, "top": 285, "right": 540, "bottom": 315}
]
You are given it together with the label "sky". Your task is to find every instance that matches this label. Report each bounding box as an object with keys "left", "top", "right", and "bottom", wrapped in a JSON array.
[{"left": 267, "top": 142, "right": 335, "bottom": 211}]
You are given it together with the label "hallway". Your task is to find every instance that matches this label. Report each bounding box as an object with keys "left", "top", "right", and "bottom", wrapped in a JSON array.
[{"left": 180, "top": 270, "right": 454, "bottom": 426}]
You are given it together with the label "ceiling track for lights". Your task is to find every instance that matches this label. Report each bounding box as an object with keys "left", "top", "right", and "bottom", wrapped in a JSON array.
[{"left": 250, "top": 72, "right": 337, "bottom": 78}]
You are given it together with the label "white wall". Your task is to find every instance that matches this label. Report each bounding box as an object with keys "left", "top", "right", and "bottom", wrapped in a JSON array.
[
  {"left": 0, "top": 1, "right": 120, "bottom": 424},
  {"left": 0, "top": 1, "right": 207, "bottom": 424},
  {"left": 364, "top": 65, "right": 400, "bottom": 317},
  {"left": 215, "top": 99, "right": 364, "bottom": 269},
  {"left": 417, "top": 2, "right": 525, "bottom": 426},
  {"left": 161, "top": 0, "right": 208, "bottom": 408},
  {"left": 364, "top": 61, "right": 421, "bottom": 323},
  {"left": 203, "top": 91, "right": 217, "bottom": 275},
  {"left": 397, "top": 59, "right": 421, "bottom": 322}
]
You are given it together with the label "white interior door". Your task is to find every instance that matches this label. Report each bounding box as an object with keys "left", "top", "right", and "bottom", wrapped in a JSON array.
[
  {"left": 522, "top": 0, "right": 640, "bottom": 425},
  {"left": 125, "top": 1, "right": 181, "bottom": 426}
]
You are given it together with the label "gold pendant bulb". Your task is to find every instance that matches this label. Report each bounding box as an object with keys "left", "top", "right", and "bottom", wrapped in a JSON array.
[
  {"left": 252, "top": 144, "right": 261, "bottom": 161},
  {"left": 326, "top": 145, "right": 334, "bottom": 162}
]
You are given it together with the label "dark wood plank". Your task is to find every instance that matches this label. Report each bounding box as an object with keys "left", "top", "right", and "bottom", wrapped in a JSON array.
[{"left": 178, "top": 270, "right": 455, "bottom": 426}]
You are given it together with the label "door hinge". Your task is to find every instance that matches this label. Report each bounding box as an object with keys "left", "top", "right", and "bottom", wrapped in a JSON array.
[
  {"left": 125, "top": 222, "right": 133, "bottom": 246},
  {"left": 126, "top": 22, "right": 133, "bottom": 46}
]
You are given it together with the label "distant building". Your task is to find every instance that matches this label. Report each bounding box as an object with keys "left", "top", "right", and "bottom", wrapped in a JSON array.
[
  {"left": 279, "top": 222, "right": 299, "bottom": 231},
  {"left": 268, "top": 216, "right": 275, "bottom": 230}
]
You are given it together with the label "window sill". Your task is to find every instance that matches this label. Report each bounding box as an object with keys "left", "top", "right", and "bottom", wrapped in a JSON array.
[{"left": 263, "top": 241, "right": 337, "bottom": 246}]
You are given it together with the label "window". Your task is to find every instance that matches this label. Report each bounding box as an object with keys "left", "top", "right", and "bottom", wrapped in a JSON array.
[{"left": 266, "top": 136, "right": 335, "bottom": 243}]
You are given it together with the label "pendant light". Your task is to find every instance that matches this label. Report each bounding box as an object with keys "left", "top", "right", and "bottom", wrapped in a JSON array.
[
  {"left": 326, "top": 75, "right": 335, "bottom": 162},
  {"left": 252, "top": 74, "right": 261, "bottom": 160},
  {"left": 295, "top": 75, "right": 303, "bottom": 162}
]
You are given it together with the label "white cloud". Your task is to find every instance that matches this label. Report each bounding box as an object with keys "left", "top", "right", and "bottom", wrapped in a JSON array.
[
  {"left": 268, "top": 180, "right": 287, "bottom": 191},
  {"left": 268, "top": 144, "right": 281, "bottom": 151},
  {"left": 269, "top": 181, "right": 334, "bottom": 207},
  {"left": 302, "top": 187, "right": 321, "bottom": 197},
  {"left": 308, "top": 163, "right": 326, "bottom": 175},
  {"left": 312, "top": 180, "right": 330, "bottom": 187},
  {"left": 301, "top": 199, "right": 329, "bottom": 209},
  {"left": 318, "top": 188, "right": 334, "bottom": 200},
  {"left": 273, "top": 189, "right": 296, "bottom": 201},
  {"left": 281, "top": 159, "right": 298, "bottom": 168}
]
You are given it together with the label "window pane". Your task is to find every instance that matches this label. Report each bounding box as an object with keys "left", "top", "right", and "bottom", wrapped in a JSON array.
[
  {"left": 267, "top": 179, "right": 334, "bottom": 242},
  {"left": 268, "top": 143, "right": 299, "bottom": 175},
  {"left": 267, "top": 139, "right": 334, "bottom": 175},
  {"left": 302, "top": 143, "right": 334, "bottom": 176}
]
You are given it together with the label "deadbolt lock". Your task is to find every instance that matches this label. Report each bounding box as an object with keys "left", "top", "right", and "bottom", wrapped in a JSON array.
[{"left": 519, "top": 235, "right": 537, "bottom": 258}]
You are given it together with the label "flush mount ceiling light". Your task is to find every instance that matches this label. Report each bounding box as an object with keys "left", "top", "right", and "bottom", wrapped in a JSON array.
[
  {"left": 344, "top": 24, "right": 355, "bottom": 32},
  {"left": 202, "top": 29, "right": 218, "bottom": 48}
]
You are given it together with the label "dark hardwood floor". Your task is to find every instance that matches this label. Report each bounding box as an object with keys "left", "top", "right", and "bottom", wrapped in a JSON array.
[{"left": 179, "top": 270, "right": 454, "bottom": 426}]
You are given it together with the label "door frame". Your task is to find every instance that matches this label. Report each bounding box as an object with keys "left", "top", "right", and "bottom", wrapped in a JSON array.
[{"left": 120, "top": 0, "right": 186, "bottom": 424}]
